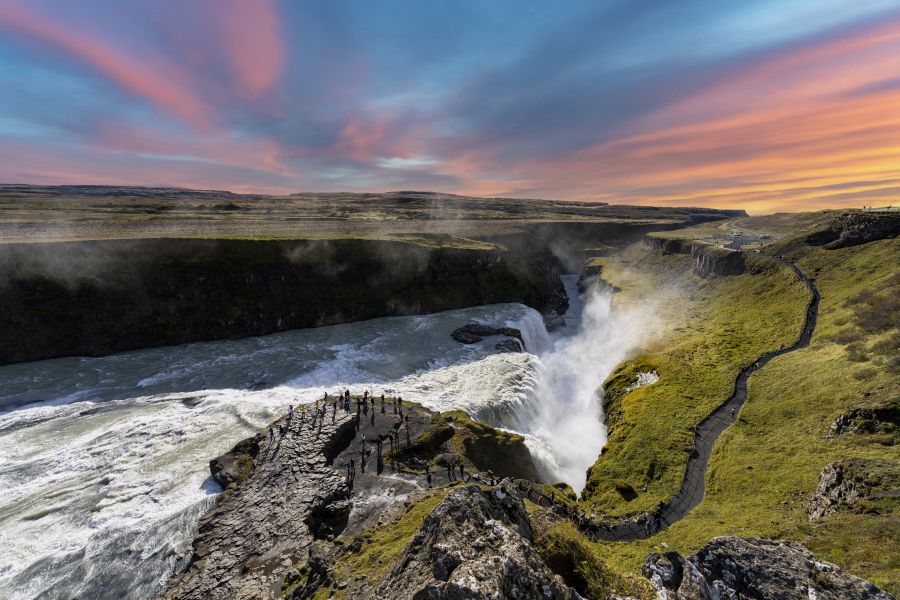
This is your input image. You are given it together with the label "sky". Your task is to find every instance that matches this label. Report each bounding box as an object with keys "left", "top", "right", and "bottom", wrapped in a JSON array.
[{"left": 1, "top": 1, "right": 899, "bottom": 213}]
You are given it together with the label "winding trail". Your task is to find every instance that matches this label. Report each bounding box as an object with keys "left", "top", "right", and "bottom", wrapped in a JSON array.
[{"left": 531, "top": 257, "right": 820, "bottom": 541}]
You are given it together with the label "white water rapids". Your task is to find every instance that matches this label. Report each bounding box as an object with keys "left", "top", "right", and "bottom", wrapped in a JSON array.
[{"left": 0, "top": 275, "right": 652, "bottom": 599}]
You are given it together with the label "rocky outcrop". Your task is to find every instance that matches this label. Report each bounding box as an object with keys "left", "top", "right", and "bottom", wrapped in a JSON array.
[
  {"left": 390, "top": 409, "right": 540, "bottom": 481},
  {"left": 806, "top": 211, "right": 900, "bottom": 249},
  {"left": 376, "top": 482, "right": 582, "bottom": 599},
  {"left": 451, "top": 323, "right": 525, "bottom": 348},
  {"left": 0, "top": 238, "right": 567, "bottom": 365},
  {"left": 808, "top": 460, "right": 900, "bottom": 521},
  {"left": 162, "top": 412, "right": 357, "bottom": 600},
  {"left": 643, "top": 537, "right": 894, "bottom": 600},
  {"left": 577, "top": 261, "right": 621, "bottom": 295},
  {"left": 830, "top": 397, "right": 899, "bottom": 437},
  {"left": 209, "top": 437, "right": 259, "bottom": 489},
  {"left": 689, "top": 245, "right": 744, "bottom": 276},
  {"left": 644, "top": 237, "right": 745, "bottom": 276}
]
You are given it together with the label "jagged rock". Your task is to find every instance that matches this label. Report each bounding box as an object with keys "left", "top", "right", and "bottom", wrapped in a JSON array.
[
  {"left": 163, "top": 413, "right": 358, "bottom": 600},
  {"left": 830, "top": 398, "right": 899, "bottom": 437},
  {"left": 453, "top": 330, "right": 482, "bottom": 344},
  {"left": 376, "top": 482, "right": 582, "bottom": 599},
  {"left": 644, "top": 237, "right": 745, "bottom": 276},
  {"left": 209, "top": 436, "right": 259, "bottom": 489},
  {"left": 288, "top": 542, "right": 334, "bottom": 600},
  {"left": 642, "top": 537, "right": 894, "bottom": 600},
  {"left": 808, "top": 460, "right": 900, "bottom": 521}
]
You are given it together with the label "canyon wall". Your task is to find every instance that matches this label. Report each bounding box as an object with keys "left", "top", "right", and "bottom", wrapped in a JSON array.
[
  {"left": 0, "top": 238, "right": 567, "bottom": 365},
  {"left": 644, "top": 236, "right": 745, "bottom": 276}
]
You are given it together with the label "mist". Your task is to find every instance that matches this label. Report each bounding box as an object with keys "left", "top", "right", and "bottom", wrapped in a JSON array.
[{"left": 520, "top": 285, "right": 661, "bottom": 493}]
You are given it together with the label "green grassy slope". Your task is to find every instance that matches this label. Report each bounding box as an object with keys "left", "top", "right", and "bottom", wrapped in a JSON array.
[
  {"left": 582, "top": 244, "right": 810, "bottom": 515},
  {"left": 573, "top": 233, "right": 899, "bottom": 595}
]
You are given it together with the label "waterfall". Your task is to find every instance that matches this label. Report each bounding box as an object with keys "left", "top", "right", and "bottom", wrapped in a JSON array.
[{"left": 486, "top": 286, "right": 655, "bottom": 493}]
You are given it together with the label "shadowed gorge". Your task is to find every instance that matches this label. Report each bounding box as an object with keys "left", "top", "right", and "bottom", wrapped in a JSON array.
[{"left": 2, "top": 1, "right": 899, "bottom": 598}]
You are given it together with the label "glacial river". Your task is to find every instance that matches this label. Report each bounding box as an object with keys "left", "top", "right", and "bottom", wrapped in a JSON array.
[{"left": 0, "top": 276, "right": 651, "bottom": 599}]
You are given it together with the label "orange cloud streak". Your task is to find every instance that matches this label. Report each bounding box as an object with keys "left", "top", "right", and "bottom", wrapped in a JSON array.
[{"left": 443, "top": 17, "right": 900, "bottom": 213}]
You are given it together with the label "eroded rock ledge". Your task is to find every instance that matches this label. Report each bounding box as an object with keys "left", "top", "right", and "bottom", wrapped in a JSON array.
[
  {"left": 451, "top": 323, "right": 525, "bottom": 350},
  {"left": 163, "top": 412, "right": 357, "bottom": 600},
  {"left": 808, "top": 459, "right": 900, "bottom": 521},
  {"left": 643, "top": 537, "right": 894, "bottom": 600}
]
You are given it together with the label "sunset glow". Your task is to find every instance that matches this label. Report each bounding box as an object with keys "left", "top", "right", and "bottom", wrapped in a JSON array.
[{"left": 1, "top": 1, "right": 899, "bottom": 212}]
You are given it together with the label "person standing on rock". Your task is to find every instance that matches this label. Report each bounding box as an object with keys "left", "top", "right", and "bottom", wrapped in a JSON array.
[
  {"left": 268, "top": 426, "right": 275, "bottom": 444},
  {"left": 447, "top": 461, "right": 454, "bottom": 481},
  {"left": 381, "top": 394, "right": 385, "bottom": 413}
]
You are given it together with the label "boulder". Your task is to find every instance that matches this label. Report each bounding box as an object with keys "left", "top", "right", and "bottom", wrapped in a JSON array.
[
  {"left": 643, "top": 537, "right": 894, "bottom": 599},
  {"left": 808, "top": 460, "right": 900, "bottom": 521},
  {"left": 829, "top": 398, "right": 899, "bottom": 437},
  {"left": 209, "top": 436, "right": 260, "bottom": 489},
  {"left": 377, "top": 482, "right": 582, "bottom": 599},
  {"left": 451, "top": 323, "right": 526, "bottom": 349}
]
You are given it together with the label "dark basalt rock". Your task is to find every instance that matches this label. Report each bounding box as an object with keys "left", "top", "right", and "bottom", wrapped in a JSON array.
[
  {"left": 163, "top": 414, "right": 358, "bottom": 600},
  {"left": 644, "top": 237, "right": 745, "bottom": 276},
  {"left": 209, "top": 436, "right": 260, "bottom": 489},
  {"left": 642, "top": 537, "right": 894, "bottom": 600},
  {"left": 494, "top": 339, "right": 523, "bottom": 353},
  {"left": 451, "top": 323, "right": 526, "bottom": 349},
  {"left": 376, "top": 482, "right": 582, "bottom": 599},
  {"left": 0, "top": 238, "right": 566, "bottom": 365}
]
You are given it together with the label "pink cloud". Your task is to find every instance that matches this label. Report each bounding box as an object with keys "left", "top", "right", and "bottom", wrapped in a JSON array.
[
  {"left": 207, "top": 0, "right": 285, "bottom": 98},
  {"left": 0, "top": 1, "right": 212, "bottom": 128}
]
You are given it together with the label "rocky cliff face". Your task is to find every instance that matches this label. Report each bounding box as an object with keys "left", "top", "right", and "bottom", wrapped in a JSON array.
[
  {"left": 376, "top": 483, "right": 582, "bottom": 600},
  {"left": 163, "top": 411, "right": 357, "bottom": 600},
  {"left": 807, "top": 460, "right": 900, "bottom": 521},
  {"left": 806, "top": 211, "right": 900, "bottom": 249},
  {"left": 644, "top": 237, "right": 745, "bottom": 276},
  {"left": 643, "top": 537, "right": 895, "bottom": 600},
  {"left": 0, "top": 238, "right": 567, "bottom": 364}
]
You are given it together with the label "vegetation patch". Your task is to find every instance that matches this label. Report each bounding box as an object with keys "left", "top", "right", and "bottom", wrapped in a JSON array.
[
  {"left": 531, "top": 516, "right": 653, "bottom": 599},
  {"left": 569, "top": 230, "right": 898, "bottom": 596},
  {"left": 387, "top": 409, "right": 539, "bottom": 480},
  {"left": 582, "top": 242, "right": 808, "bottom": 515},
  {"left": 327, "top": 490, "right": 450, "bottom": 597}
]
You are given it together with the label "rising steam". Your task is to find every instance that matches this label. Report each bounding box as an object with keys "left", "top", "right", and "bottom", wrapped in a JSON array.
[{"left": 519, "top": 287, "right": 661, "bottom": 492}]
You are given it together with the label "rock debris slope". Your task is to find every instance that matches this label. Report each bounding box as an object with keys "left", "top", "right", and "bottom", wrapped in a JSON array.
[{"left": 376, "top": 483, "right": 582, "bottom": 600}]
